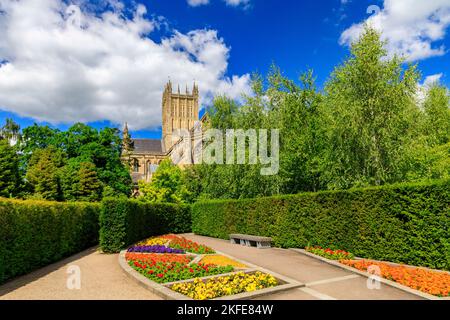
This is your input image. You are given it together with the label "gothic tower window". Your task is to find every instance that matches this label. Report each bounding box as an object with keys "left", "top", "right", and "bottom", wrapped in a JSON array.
[{"left": 133, "top": 159, "right": 139, "bottom": 172}]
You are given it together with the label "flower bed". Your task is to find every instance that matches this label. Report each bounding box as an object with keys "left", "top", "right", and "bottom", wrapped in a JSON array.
[
  {"left": 305, "top": 246, "right": 354, "bottom": 260},
  {"left": 120, "top": 234, "right": 302, "bottom": 300},
  {"left": 125, "top": 253, "right": 193, "bottom": 264},
  {"left": 341, "top": 260, "right": 450, "bottom": 297},
  {"left": 169, "top": 236, "right": 215, "bottom": 254},
  {"left": 136, "top": 237, "right": 168, "bottom": 246},
  {"left": 199, "top": 255, "right": 247, "bottom": 268},
  {"left": 170, "top": 271, "right": 278, "bottom": 300},
  {"left": 129, "top": 259, "right": 233, "bottom": 284},
  {"left": 127, "top": 245, "right": 185, "bottom": 254}
]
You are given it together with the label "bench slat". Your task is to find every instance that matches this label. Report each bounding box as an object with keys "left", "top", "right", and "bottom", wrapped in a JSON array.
[{"left": 230, "top": 234, "right": 272, "bottom": 242}]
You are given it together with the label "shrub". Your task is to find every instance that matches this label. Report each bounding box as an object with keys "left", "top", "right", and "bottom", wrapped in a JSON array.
[
  {"left": 0, "top": 198, "right": 99, "bottom": 284},
  {"left": 192, "top": 180, "right": 450, "bottom": 270},
  {"left": 99, "top": 198, "right": 191, "bottom": 253}
]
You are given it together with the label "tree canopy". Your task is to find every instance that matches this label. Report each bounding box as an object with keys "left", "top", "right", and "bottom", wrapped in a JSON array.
[{"left": 183, "top": 26, "right": 449, "bottom": 200}]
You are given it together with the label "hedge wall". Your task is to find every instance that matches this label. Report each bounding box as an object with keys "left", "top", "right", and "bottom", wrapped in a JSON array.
[
  {"left": 0, "top": 198, "right": 100, "bottom": 284},
  {"left": 99, "top": 198, "right": 191, "bottom": 253},
  {"left": 192, "top": 180, "right": 450, "bottom": 270}
]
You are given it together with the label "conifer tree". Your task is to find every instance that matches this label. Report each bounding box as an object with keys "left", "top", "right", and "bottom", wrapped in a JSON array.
[
  {"left": 0, "top": 139, "right": 20, "bottom": 197},
  {"left": 76, "top": 162, "right": 102, "bottom": 202}
]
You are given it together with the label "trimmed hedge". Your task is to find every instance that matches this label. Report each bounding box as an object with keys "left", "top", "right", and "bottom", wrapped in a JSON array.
[
  {"left": 0, "top": 198, "right": 99, "bottom": 284},
  {"left": 99, "top": 198, "right": 191, "bottom": 253},
  {"left": 192, "top": 180, "right": 450, "bottom": 270}
]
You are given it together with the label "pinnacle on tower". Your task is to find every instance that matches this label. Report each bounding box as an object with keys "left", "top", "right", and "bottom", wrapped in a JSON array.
[
  {"left": 193, "top": 82, "right": 199, "bottom": 96},
  {"left": 165, "top": 80, "right": 172, "bottom": 93},
  {"left": 122, "top": 122, "right": 133, "bottom": 153}
]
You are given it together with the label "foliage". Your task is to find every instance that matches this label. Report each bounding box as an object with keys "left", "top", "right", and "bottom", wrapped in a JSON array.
[
  {"left": 0, "top": 139, "right": 20, "bottom": 197},
  {"left": 321, "top": 28, "right": 420, "bottom": 188},
  {"left": 75, "top": 162, "right": 103, "bottom": 202},
  {"left": 0, "top": 118, "right": 21, "bottom": 141},
  {"left": 25, "top": 146, "right": 64, "bottom": 201},
  {"left": 138, "top": 159, "right": 191, "bottom": 204},
  {"left": 19, "top": 123, "right": 132, "bottom": 200},
  {"left": 421, "top": 84, "right": 450, "bottom": 146},
  {"left": 192, "top": 179, "right": 450, "bottom": 270},
  {"left": 185, "top": 26, "right": 449, "bottom": 200},
  {"left": 0, "top": 198, "right": 99, "bottom": 284},
  {"left": 99, "top": 198, "right": 191, "bottom": 253}
]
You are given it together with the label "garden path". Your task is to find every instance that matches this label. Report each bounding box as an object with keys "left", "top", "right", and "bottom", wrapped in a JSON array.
[
  {"left": 182, "top": 234, "right": 422, "bottom": 300},
  {"left": 0, "top": 247, "right": 162, "bottom": 300},
  {"left": 0, "top": 235, "right": 422, "bottom": 300}
]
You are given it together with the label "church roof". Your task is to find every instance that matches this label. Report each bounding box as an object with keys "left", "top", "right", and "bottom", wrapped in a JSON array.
[{"left": 132, "top": 139, "right": 164, "bottom": 154}]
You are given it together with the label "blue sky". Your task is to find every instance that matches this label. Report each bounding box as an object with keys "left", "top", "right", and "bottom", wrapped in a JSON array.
[{"left": 0, "top": 0, "right": 449, "bottom": 139}]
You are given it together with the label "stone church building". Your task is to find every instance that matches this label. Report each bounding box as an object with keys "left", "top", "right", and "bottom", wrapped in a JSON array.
[{"left": 121, "top": 81, "right": 205, "bottom": 184}]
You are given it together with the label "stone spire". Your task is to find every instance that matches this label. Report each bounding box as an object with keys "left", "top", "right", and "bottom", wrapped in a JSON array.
[
  {"left": 122, "top": 122, "right": 133, "bottom": 153},
  {"left": 193, "top": 82, "right": 199, "bottom": 97}
]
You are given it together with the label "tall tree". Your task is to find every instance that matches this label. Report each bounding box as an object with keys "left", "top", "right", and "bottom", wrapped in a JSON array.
[
  {"left": 1, "top": 118, "right": 21, "bottom": 142},
  {"left": 321, "top": 26, "right": 420, "bottom": 188},
  {"left": 422, "top": 84, "right": 450, "bottom": 146},
  {"left": 75, "top": 162, "right": 103, "bottom": 202},
  {"left": 25, "top": 146, "right": 65, "bottom": 200},
  {"left": 0, "top": 139, "right": 20, "bottom": 197},
  {"left": 21, "top": 123, "right": 132, "bottom": 198}
]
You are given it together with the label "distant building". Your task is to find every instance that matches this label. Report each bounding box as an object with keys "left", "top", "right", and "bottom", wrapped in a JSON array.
[{"left": 121, "top": 81, "right": 206, "bottom": 184}]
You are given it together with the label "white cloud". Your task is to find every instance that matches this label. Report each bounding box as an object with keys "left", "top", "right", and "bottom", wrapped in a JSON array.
[
  {"left": 0, "top": 0, "right": 251, "bottom": 130},
  {"left": 187, "top": 0, "right": 209, "bottom": 7},
  {"left": 224, "top": 0, "right": 250, "bottom": 8},
  {"left": 188, "top": 0, "right": 250, "bottom": 9},
  {"left": 416, "top": 73, "right": 444, "bottom": 103},
  {"left": 340, "top": 0, "right": 450, "bottom": 61},
  {"left": 423, "top": 73, "right": 443, "bottom": 87}
]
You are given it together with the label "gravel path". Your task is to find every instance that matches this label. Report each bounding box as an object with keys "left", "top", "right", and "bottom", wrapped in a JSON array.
[{"left": 0, "top": 247, "right": 161, "bottom": 300}]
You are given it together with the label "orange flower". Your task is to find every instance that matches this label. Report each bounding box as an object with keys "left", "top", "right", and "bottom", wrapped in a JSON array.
[{"left": 340, "top": 260, "right": 450, "bottom": 297}]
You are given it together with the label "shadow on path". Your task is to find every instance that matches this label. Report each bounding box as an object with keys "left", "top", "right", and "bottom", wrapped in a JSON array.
[{"left": 0, "top": 246, "right": 98, "bottom": 296}]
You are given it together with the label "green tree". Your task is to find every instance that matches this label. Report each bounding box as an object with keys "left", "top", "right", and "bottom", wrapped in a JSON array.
[
  {"left": 75, "top": 162, "right": 103, "bottom": 202},
  {"left": 321, "top": 26, "right": 420, "bottom": 188},
  {"left": 0, "top": 139, "right": 20, "bottom": 197},
  {"left": 138, "top": 159, "right": 190, "bottom": 203},
  {"left": 422, "top": 84, "right": 450, "bottom": 146},
  {"left": 1, "top": 118, "right": 21, "bottom": 141},
  {"left": 25, "top": 147, "right": 64, "bottom": 200},
  {"left": 21, "top": 123, "right": 132, "bottom": 198}
]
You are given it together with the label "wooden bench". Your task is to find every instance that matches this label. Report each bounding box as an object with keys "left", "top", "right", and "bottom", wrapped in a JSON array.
[{"left": 229, "top": 234, "right": 272, "bottom": 249}]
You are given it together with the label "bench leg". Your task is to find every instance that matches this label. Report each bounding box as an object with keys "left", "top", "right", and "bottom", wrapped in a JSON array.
[{"left": 257, "top": 242, "right": 271, "bottom": 249}]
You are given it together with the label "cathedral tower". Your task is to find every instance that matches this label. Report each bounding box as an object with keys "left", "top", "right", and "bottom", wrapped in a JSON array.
[{"left": 162, "top": 81, "right": 199, "bottom": 151}]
